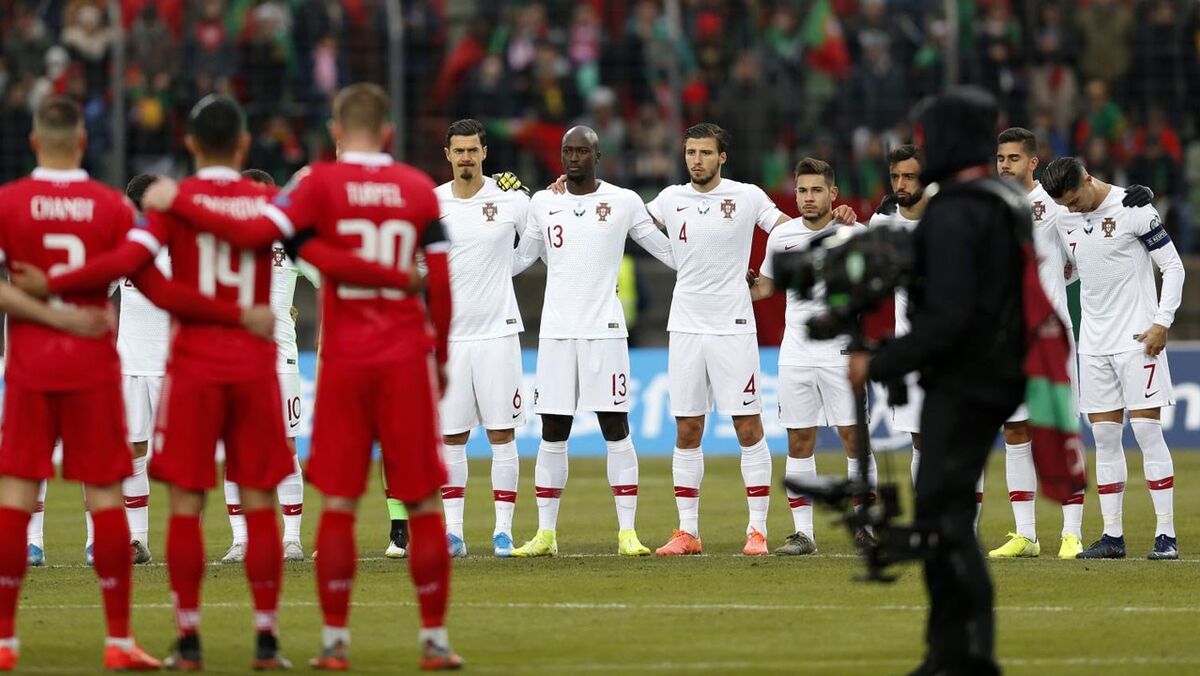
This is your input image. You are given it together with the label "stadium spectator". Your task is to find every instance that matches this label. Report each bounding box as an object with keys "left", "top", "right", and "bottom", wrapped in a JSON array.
[
  {"left": 128, "top": 3, "right": 180, "bottom": 82},
  {"left": 60, "top": 3, "right": 113, "bottom": 100},
  {"left": 183, "top": 0, "right": 235, "bottom": 99},
  {"left": 4, "top": 8, "right": 53, "bottom": 79},
  {"left": 630, "top": 102, "right": 671, "bottom": 192},
  {"left": 1076, "top": 0, "right": 1133, "bottom": 91},
  {"left": 714, "top": 52, "right": 777, "bottom": 183},
  {"left": 1074, "top": 79, "right": 1127, "bottom": 159},
  {"left": 0, "top": 79, "right": 34, "bottom": 182},
  {"left": 239, "top": 3, "right": 291, "bottom": 114},
  {"left": 1027, "top": 3, "right": 1078, "bottom": 135}
]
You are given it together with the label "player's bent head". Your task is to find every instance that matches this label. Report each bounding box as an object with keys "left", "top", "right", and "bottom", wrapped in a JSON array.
[
  {"left": 1042, "top": 157, "right": 1092, "bottom": 211},
  {"left": 996, "top": 127, "right": 1039, "bottom": 181},
  {"left": 186, "top": 95, "right": 247, "bottom": 160},
  {"left": 444, "top": 119, "right": 486, "bottom": 149},
  {"left": 242, "top": 168, "right": 276, "bottom": 186},
  {"left": 332, "top": 83, "right": 390, "bottom": 139},
  {"left": 126, "top": 174, "right": 159, "bottom": 210},
  {"left": 31, "top": 96, "right": 85, "bottom": 156}
]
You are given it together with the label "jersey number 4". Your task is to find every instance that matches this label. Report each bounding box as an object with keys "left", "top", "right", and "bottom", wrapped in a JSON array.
[{"left": 336, "top": 218, "right": 417, "bottom": 299}]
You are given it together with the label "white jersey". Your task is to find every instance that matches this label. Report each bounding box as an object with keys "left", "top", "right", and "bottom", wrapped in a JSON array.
[
  {"left": 868, "top": 210, "right": 920, "bottom": 335},
  {"left": 646, "top": 178, "right": 784, "bottom": 334},
  {"left": 525, "top": 181, "right": 664, "bottom": 339},
  {"left": 1061, "top": 186, "right": 1184, "bottom": 356},
  {"left": 269, "top": 243, "right": 301, "bottom": 374},
  {"left": 116, "top": 250, "right": 171, "bottom": 376},
  {"left": 762, "top": 219, "right": 867, "bottom": 367},
  {"left": 1027, "top": 182, "right": 1077, "bottom": 328},
  {"left": 435, "top": 177, "right": 529, "bottom": 340}
]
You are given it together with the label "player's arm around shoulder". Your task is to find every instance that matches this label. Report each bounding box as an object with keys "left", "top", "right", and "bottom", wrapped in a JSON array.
[{"left": 752, "top": 229, "right": 781, "bottom": 301}]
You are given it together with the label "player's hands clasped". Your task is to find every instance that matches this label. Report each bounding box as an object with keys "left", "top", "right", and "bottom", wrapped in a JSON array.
[
  {"left": 1137, "top": 324, "right": 1169, "bottom": 356},
  {"left": 10, "top": 262, "right": 50, "bottom": 299},
  {"left": 240, "top": 305, "right": 276, "bottom": 340},
  {"left": 141, "top": 177, "right": 180, "bottom": 212}
]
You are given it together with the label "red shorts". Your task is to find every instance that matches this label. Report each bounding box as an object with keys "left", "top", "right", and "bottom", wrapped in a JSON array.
[
  {"left": 0, "top": 379, "right": 131, "bottom": 485},
  {"left": 308, "top": 354, "right": 447, "bottom": 501},
  {"left": 149, "top": 369, "right": 293, "bottom": 491}
]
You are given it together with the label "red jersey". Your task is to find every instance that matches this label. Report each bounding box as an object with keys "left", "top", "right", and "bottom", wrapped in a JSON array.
[
  {"left": 261, "top": 152, "right": 445, "bottom": 367},
  {"left": 138, "top": 167, "right": 277, "bottom": 381},
  {"left": 0, "top": 168, "right": 130, "bottom": 391}
]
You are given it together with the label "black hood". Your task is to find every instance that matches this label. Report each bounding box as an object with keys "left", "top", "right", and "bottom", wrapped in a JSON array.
[{"left": 912, "top": 86, "right": 998, "bottom": 185}]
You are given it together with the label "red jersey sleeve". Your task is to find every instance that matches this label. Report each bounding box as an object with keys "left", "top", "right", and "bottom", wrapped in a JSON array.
[
  {"left": 46, "top": 205, "right": 158, "bottom": 295},
  {"left": 128, "top": 264, "right": 242, "bottom": 325},
  {"left": 169, "top": 180, "right": 288, "bottom": 249}
]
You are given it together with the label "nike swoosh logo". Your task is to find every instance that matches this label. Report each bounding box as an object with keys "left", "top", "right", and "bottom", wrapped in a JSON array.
[
  {"left": 1067, "top": 229, "right": 1077, "bottom": 234},
  {"left": 289, "top": 421, "right": 300, "bottom": 429},
  {"left": 1146, "top": 391, "right": 1159, "bottom": 398},
  {"left": 784, "top": 244, "right": 799, "bottom": 251},
  {"left": 676, "top": 206, "right": 689, "bottom": 212},
  {"left": 512, "top": 412, "right": 521, "bottom": 419},
  {"left": 742, "top": 398, "right": 756, "bottom": 406},
  {"left": 746, "top": 487, "right": 769, "bottom": 497},
  {"left": 613, "top": 399, "right": 627, "bottom": 406},
  {"left": 549, "top": 210, "right": 563, "bottom": 215}
]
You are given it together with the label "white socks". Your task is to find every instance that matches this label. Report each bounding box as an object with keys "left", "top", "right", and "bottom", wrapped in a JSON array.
[
  {"left": 974, "top": 469, "right": 985, "bottom": 532},
  {"left": 1005, "top": 441, "right": 1036, "bottom": 540},
  {"left": 910, "top": 447, "right": 921, "bottom": 488},
  {"left": 1092, "top": 420, "right": 1127, "bottom": 538},
  {"left": 278, "top": 455, "right": 304, "bottom": 542},
  {"left": 672, "top": 447, "right": 704, "bottom": 537},
  {"left": 606, "top": 436, "right": 639, "bottom": 531},
  {"left": 534, "top": 440, "right": 568, "bottom": 532},
  {"left": 123, "top": 455, "right": 150, "bottom": 543},
  {"left": 785, "top": 456, "right": 816, "bottom": 538},
  {"left": 740, "top": 439, "right": 772, "bottom": 536},
  {"left": 27, "top": 481, "right": 47, "bottom": 550},
  {"left": 491, "top": 441, "right": 519, "bottom": 536},
  {"left": 224, "top": 479, "right": 247, "bottom": 545},
  {"left": 440, "top": 443, "right": 468, "bottom": 539},
  {"left": 846, "top": 454, "right": 878, "bottom": 501},
  {"left": 1132, "top": 418, "right": 1175, "bottom": 538}
]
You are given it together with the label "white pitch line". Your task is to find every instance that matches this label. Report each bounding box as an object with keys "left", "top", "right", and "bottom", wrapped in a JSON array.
[
  {"left": 21, "top": 600, "right": 1200, "bottom": 614},
  {"left": 463, "top": 656, "right": 1200, "bottom": 672}
]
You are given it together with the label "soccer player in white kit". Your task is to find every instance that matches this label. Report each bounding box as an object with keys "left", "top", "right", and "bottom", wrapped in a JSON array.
[
  {"left": 1042, "top": 157, "right": 1185, "bottom": 561},
  {"left": 508, "top": 126, "right": 675, "bottom": 557},
  {"left": 754, "top": 158, "right": 869, "bottom": 555},
  {"left": 990, "top": 128, "right": 1085, "bottom": 559},
  {"left": 645, "top": 124, "right": 853, "bottom": 557},
  {"left": 221, "top": 168, "right": 310, "bottom": 564},
  {"left": 435, "top": 119, "right": 532, "bottom": 558}
]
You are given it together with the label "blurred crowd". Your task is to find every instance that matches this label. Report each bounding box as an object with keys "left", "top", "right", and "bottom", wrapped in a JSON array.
[{"left": 2, "top": 0, "right": 1198, "bottom": 251}]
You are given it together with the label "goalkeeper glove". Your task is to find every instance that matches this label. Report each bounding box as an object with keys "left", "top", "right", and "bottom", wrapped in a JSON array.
[
  {"left": 1122, "top": 184, "right": 1155, "bottom": 208},
  {"left": 493, "top": 172, "right": 531, "bottom": 196}
]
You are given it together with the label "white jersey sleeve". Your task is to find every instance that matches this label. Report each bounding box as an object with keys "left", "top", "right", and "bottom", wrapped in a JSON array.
[
  {"left": 750, "top": 184, "right": 786, "bottom": 232},
  {"left": 269, "top": 243, "right": 301, "bottom": 373},
  {"left": 1028, "top": 182, "right": 1075, "bottom": 328}
]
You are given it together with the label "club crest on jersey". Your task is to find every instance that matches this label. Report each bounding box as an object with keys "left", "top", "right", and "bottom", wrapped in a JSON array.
[
  {"left": 482, "top": 202, "right": 498, "bottom": 222},
  {"left": 1031, "top": 200, "right": 1045, "bottom": 221},
  {"left": 1101, "top": 217, "right": 1116, "bottom": 238},
  {"left": 596, "top": 202, "right": 612, "bottom": 222},
  {"left": 720, "top": 199, "right": 736, "bottom": 219},
  {"left": 272, "top": 247, "right": 287, "bottom": 267}
]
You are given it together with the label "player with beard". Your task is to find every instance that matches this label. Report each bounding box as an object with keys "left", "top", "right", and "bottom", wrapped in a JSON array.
[
  {"left": 508, "top": 126, "right": 675, "bottom": 558},
  {"left": 753, "top": 158, "right": 869, "bottom": 554},
  {"left": 435, "top": 119, "right": 534, "bottom": 558}
]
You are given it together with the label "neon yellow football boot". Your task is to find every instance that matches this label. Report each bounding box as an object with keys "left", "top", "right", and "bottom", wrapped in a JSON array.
[
  {"left": 510, "top": 530, "right": 557, "bottom": 558},
  {"left": 618, "top": 529, "right": 651, "bottom": 556},
  {"left": 988, "top": 533, "right": 1040, "bottom": 558}
]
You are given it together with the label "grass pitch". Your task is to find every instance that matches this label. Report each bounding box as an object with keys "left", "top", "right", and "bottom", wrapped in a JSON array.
[{"left": 17, "top": 450, "right": 1200, "bottom": 674}]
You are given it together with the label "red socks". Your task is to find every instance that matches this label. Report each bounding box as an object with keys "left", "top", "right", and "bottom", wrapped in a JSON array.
[
  {"left": 315, "top": 510, "right": 356, "bottom": 628},
  {"left": 91, "top": 507, "right": 133, "bottom": 638},
  {"left": 0, "top": 508, "right": 30, "bottom": 639},
  {"left": 244, "top": 509, "right": 283, "bottom": 634},
  {"left": 408, "top": 511, "right": 451, "bottom": 629},
  {"left": 166, "top": 515, "right": 204, "bottom": 635}
]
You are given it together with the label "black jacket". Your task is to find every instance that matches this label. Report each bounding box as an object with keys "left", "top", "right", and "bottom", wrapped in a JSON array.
[{"left": 869, "top": 177, "right": 1027, "bottom": 409}]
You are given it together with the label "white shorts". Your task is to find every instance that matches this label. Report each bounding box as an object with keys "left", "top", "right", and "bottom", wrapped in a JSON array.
[
  {"left": 1079, "top": 350, "right": 1174, "bottom": 414},
  {"left": 279, "top": 372, "right": 302, "bottom": 439},
  {"left": 123, "top": 374, "right": 164, "bottom": 443},
  {"left": 891, "top": 372, "right": 923, "bottom": 434},
  {"left": 440, "top": 335, "right": 527, "bottom": 435},
  {"left": 669, "top": 332, "right": 762, "bottom": 417},
  {"left": 535, "top": 338, "right": 631, "bottom": 415},
  {"left": 778, "top": 365, "right": 862, "bottom": 428}
]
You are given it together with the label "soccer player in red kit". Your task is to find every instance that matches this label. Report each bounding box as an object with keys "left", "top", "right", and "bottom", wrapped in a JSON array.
[
  {"left": 142, "top": 83, "right": 459, "bottom": 671},
  {"left": 0, "top": 98, "right": 261, "bottom": 671}
]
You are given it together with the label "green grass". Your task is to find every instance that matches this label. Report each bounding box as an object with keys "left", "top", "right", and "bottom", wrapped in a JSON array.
[{"left": 17, "top": 450, "right": 1200, "bottom": 674}]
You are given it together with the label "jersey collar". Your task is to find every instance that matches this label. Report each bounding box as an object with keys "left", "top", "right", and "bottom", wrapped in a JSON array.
[
  {"left": 31, "top": 167, "right": 88, "bottom": 182},
  {"left": 196, "top": 166, "right": 242, "bottom": 181},
  {"left": 341, "top": 151, "right": 394, "bottom": 166}
]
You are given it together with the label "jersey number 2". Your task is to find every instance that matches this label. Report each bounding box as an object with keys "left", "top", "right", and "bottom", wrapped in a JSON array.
[{"left": 43, "top": 234, "right": 86, "bottom": 277}]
